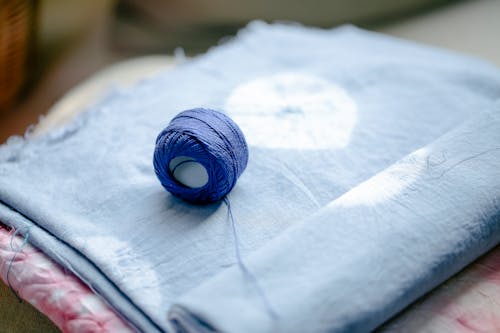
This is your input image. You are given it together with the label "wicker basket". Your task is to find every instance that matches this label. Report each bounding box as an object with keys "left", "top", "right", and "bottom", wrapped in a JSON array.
[{"left": 0, "top": 0, "right": 37, "bottom": 110}]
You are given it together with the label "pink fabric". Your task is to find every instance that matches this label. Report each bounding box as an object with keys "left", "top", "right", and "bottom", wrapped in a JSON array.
[{"left": 0, "top": 226, "right": 134, "bottom": 333}]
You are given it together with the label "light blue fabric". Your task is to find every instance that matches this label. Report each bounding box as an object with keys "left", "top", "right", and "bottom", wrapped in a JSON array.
[
  {"left": 0, "top": 22, "right": 499, "bottom": 332},
  {"left": 169, "top": 110, "right": 500, "bottom": 333}
]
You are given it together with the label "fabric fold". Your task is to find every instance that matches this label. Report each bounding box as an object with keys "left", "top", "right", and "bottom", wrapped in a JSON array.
[
  {"left": 1, "top": 23, "right": 500, "bottom": 332},
  {"left": 169, "top": 110, "right": 500, "bottom": 333}
]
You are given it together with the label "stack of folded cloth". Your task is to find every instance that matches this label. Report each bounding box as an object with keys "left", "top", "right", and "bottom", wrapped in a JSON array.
[{"left": 0, "top": 22, "right": 499, "bottom": 332}]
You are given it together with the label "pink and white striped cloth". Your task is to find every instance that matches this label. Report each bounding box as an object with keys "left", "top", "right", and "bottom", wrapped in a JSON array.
[{"left": 0, "top": 225, "right": 133, "bottom": 333}]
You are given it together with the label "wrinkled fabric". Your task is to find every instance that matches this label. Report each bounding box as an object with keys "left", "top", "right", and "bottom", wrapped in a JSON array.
[
  {"left": 169, "top": 111, "right": 500, "bottom": 332},
  {"left": 379, "top": 246, "right": 500, "bottom": 333},
  {"left": 0, "top": 22, "right": 499, "bottom": 332},
  {"left": 0, "top": 226, "right": 133, "bottom": 333}
]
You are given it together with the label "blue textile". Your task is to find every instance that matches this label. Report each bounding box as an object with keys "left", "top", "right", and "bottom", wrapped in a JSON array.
[
  {"left": 0, "top": 23, "right": 499, "bottom": 332},
  {"left": 169, "top": 111, "right": 500, "bottom": 333}
]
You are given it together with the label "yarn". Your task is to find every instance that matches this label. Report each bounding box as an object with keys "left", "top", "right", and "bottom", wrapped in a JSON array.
[
  {"left": 154, "top": 108, "right": 277, "bottom": 320},
  {"left": 153, "top": 108, "right": 248, "bottom": 204}
]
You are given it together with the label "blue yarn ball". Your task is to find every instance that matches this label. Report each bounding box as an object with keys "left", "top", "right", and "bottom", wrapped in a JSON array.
[{"left": 153, "top": 108, "right": 249, "bottom": 204}]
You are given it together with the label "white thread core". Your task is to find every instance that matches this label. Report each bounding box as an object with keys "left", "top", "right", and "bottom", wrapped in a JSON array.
[{"left": 169, "top": 156, "right": 209, "bottom": 188}]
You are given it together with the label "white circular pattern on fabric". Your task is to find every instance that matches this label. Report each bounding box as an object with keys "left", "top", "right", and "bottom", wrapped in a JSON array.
[{"left": 225, "top": 72, "right": 357, "bottom": 150}]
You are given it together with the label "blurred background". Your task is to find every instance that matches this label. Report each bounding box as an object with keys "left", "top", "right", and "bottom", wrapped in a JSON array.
[{"left": 0, "top": 0, "right": 499, "bottom": 143}]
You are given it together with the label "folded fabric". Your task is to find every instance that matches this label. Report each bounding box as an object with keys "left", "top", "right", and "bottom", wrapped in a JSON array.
[
  {"left": 0, "top": 22, "right": 499, "bottom": 332},
  {"left": 380, "top": 246, "right": 500, "bottom": 332},
  {"left": 169, "top": 110, "right": 500, "bottom": 332},
  {"left": 0, "top": 226, "right": 134, "bottom": 332}
]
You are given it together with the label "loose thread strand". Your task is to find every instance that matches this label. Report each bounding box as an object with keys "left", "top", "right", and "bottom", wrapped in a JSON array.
[
  {"left": 223, "top": 197, "right": 279, "bottom": 321},
  {"left": 6, "top": 226, "right": 31, "bottom": 302},
  {"left": 427, "top": 147, "right": 500, "bottom": 180}
]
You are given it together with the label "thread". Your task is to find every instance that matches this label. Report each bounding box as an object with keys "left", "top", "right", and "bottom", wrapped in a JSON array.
[
  {"left": 154, "top": 108, "right": 248, "bottom": 204},
  {"left": 6, "top": 226, "right": 31, "bottom": 302},
  {"left": 224, "top": 197, "right": 278, "bottom": 320},
  {"left": 427, "top": 147, "right": 500, "bottom": 180},
  {"left": 154, "top": 108, "right": 277, "bottom": 320}
]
